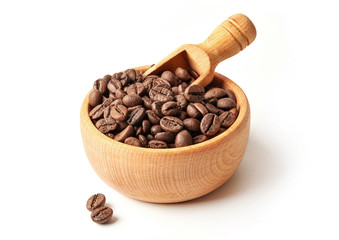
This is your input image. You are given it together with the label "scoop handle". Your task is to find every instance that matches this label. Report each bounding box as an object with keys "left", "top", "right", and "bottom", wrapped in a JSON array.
[{"left": 198, "top": 14, "right": 256, "bottom": 69}]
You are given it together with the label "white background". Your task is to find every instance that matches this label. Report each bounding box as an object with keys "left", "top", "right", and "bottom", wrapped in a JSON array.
[{"left": 1, "top": 0, "right": 338, "bottom": 239}]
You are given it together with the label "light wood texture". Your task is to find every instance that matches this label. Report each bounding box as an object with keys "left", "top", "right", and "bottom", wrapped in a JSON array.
[
  {"left": 143, "top": 13, "right": 256, "bottom": 87},
  {"left": 80, "top": 66, "right": 251, "bottom": 203}
]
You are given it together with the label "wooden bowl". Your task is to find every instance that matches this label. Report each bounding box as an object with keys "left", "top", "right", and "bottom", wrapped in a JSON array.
[{"left": 80, "top": 66, "right": 250, "bottom": 203}]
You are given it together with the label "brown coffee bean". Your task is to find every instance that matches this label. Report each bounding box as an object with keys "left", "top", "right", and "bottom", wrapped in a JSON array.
[
  {"left": 161, "top": 71, "right": 179, "bottom": 86},
  {"left": 89, "top": 90, "right": 103, "bottom": 107},
  {"left": 127, "top": 107, "right": 146, "bottom": 125},
  {"left": 110, "top": 104, "right": 128, "bottom": 121},
  {"left": 122, "top": 94, "right": 143, "bottom": 107},
  {"left": 216, "top": 98, "right": 236, "bottom": 110},
  {"left": 148, "top": 140, "right": 167, "bottom": 148},
  {"left": 183, "top": 118, "right": 201, "bottom": 132},
  {"left": 127, "top": 83, "right": 146, "bottom": 96},
  {"left": 127, "top": 105, "right": 142, "bottom": 114},
  {"left": 161, "top": 101, "right": 179, "bottom": 116},
  {"left": 112, "top": 98, "right": 123, "bottom": 106},
  {"left": 153, "top": 78, "right": 171, "bottom": 88},
  {"left": 142, "top": 96, "right": 153, "bottom": 109},
  {"left": 146, "top": 110, "right": 161, "bottom": 125},
  {"left": 151, "top": 101, "right": 164, "bottom": 117},
  {"left": 141, "top": 120, "right": 151, "bottom": 134},
  {"left": 175, "top": 95, "right": 188, "bottom": 110},
  {"left": 115, "top": 89, "right": 126, "bottom": 99},
  {"left": 175, "top": 130, "right": 193, "bottom": 147},
  {"left": 188, "top": 69, "right": 200, "bottom": 79},
  {"left": 175, "top": 67, "right": 191, "bottom": 81},
  {"left": 186, "top": 104, "right": 202, "bottom": 118},
  {"left": 205, "top": 103, "right": 224, "bottom": 115},
  {"left": 135, "top": 126, "right": 143, "bottom": 136},
  {"left": 91, "top": 206, "right": 113, "bottom": 224},
  {"left": 204, "top": 88, "right": 228, "bottom": 101},
  {"left": 184, "top": 85, "right": 205, "bottom": 102},
  {"left": 200, "top": 113, "right": 221, "bottom": 136},
  {"left": 103, "top": 74, "right": 112, "bottom": 83},
  {"left": 193, "top": 102, "right": 208, "bottom": 116},
  {"left": 192, "top": 134, "right": 208, "bottom": 144},
  {"left": 124, "top": 137, "right": 142, "bottom": 147},
  {"left": 171, "top": 86, "right": 179, "bottom": 95},
  {"left": 107, "top": 78, "right": 122, "bottom": 93},
  {"left": 86, "top": 193, "right": 106, "bottom": 211},
  {"left": 95, "top": 117, "right": 117, "bottom": 133},
  {"left": 142, "top": 75, "right": 159, "bottom": 92},
  {"left": 138, "top": 134, "right": 148, "bottom": 147},
  {"left": 115, "top": 120, "right": 128, "bottom": 132},
  {"left": 219, "top": 108, "right": 238, "bottom": 128},
  {"left": 155, "top": 131, "right": 174, "bottom": 143},
  {"left": 146, "top": 134, "right": 154, "bottom": 141},
  {"left": 149, "top": 85, "right": 174, "bottom": 102},
  {"left": 89, "top": 98, "right": 114, "bottom": 120},
  {"left": 176, "top": 110, "right": 188, "bottom": 121},
  {"left": 150, "top": 125, "right": 163, "bottom": 136},
  {"left": 160, "top": 116, "right": 183, "bottom": 133},
  {"left": 93, "top": 78, "right": 108, "bottom": 95},
  {"left": 114, "top": 125, "right": 134, "bottom": 142},
  {"left": 178, "top": 82, "right": 188, "bottom": 95}
]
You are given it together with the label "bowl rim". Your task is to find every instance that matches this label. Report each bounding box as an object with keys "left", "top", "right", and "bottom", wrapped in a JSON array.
[{"left": 80, "top": 65, "right": 249, "bottom": 155}]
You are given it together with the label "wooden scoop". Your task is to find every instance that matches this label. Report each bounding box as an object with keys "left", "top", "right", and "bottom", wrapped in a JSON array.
[{"left": 143, "top": 13, "right": 256, "bottom": 87}]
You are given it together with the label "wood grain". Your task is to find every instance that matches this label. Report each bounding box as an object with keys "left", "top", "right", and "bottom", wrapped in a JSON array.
[
  {"left": 80, "top": 66, "right": 250, "bottom": 203},
  {"left": 142, "top": 13, "right": 256, "bottom": 87}
]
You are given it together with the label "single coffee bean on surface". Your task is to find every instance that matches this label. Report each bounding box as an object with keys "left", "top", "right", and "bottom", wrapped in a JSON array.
[
  {"left": 86, "top": 193, "right": 106, "bottom": 212},
  {"left": 175, "top": 67, "right": 191, "bottom": 81},
  {"left": 90, "top": 206, "right": 113, "bottom": 224}
]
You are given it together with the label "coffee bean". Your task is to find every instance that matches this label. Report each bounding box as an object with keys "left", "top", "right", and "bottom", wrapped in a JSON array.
[
  {"left": 161, "top": 101, "right": 179, "bottom": 116},
  {"left": 86, "top": 193, "right": 106, "bottom": 211},
  {"left": 127, "top": 107, "right": 146, "bottom": 125},
  {"left": 142, "top": 75, "right": 159, "bottom": 92},
  {"left": 184, "top": 85, "right": 205, "bottom": 102},
  {"left": 146, "top": 110, "right": 161, "bottom": 125},
  {"left": 175, "top": 130, "right": 193, "bottom": 147},
  {"left": 216, "top": 98, "right": 236, "bottom": 110},
  {"left": 149, "top": 85, "right": 174, "bottom": 102},
  {"left": 161, "top": 71, "right": 179, "bottom": 86},
  {"left": 200, "top": 113, "right": 221, "bottom": 136},
  {"left": 138, "top": 135, "right": 148, "bottom": 147},
  {"left": 95, "top": 117, "right": 117, "bottom": 133},
  {"left": 142, "top": 120, "right": 151, "bottom": 134},
  {"left": 193, "top": 103, "right": 208, "bottom": 116},
  {"left": 93, "top": 78, "right": 107, "bottom": 95},
  {"left": 127, "top": 105, "right": 142, "bottom": 114},
  {"left": 150, "top": 125, "right": 163, "bottom": 136},
  {"left": 107, "top": 78, "right": 122, "bottom": 93},
  {"left": 112, "top": 98, "right": 123, "bottom": 106},
  {"left": 183, "top": 118, "right": 201, "bottom": 132},
  {"left": 204, "top": 88, "right": 227, "bottom": 101},
  {"left": 192, "top": 134, "right": 208, "bottom": 144},
  {"left": 186, "top": 103, "right": 202, "bottom": 118},
  {"left": 155, "top": 131, "right": 174, "bottom": 143},
  {"left": 205, "top": 103, "right": 224, "bottom": 115},
  {"left": 142, "top": 96, "right": 153, "bottom": 109},
  {"left": 135, "top": 126, "right": 143, "bottom": 136},
  {"left": 110, "top": 104, "right": 128, "bottom": 121},
  {"left": 114, "top": 125, "right": 134, "bottom": 142},
  {"left": 103, "top": 75, "right": 112, "bottom": 83},
  {"left": 160, "top": 116, "right": 183, "bottom": 133},
  {"left": 89, "top": 98, "right": 114, "bottom": 120},
  {"left": 151, "top": 101, "right": 164, "bottom": 117},
  {"left": 115, "top": 89, "right": 126, "bottom": 99},
  {"left": 188, "top": 69, "right": 200, "bottom": 79},
  {"left": 146, "top": 134, "right": 154, "bottom": 141},
  {"left": 148, "top": 140, "right": 167, "bottom": 148},
  {"left": 153, "top": 78, "right": 171, "bottom": 88},
  {"left": 122, "top": 94, "right": 143, "bottom": 107},
  {"left": 124, "top": 137, "right": 142, "bottom": 147},
  {"left": 219, "top": 108, "right": 238, "bottom": 128},
  {"left": 89, "top": 90, "right": 103, "bottom": 107},
  {"left": 171, "top": 86, "right": 179, "bottom": 95},
  {"left": 175, "top": 95, "right": 188, "bottom": 110},
  {"left": 115, "top": 120, "right": 128, "bottom": 132},
  {"left": 91, "top": 206, "right": 113, "bottom": 224},
  {"left": 176, "top": 110, "right": 188, "bottom": 121},
  {"left": 127, "top": 83, "right": 146, "bottom": 96},
  {"left": 175, "top": 67, "right": 191, "bottom": 81},
  {"left": 178, "top": 83, "right": 188, "bottom": 95}
]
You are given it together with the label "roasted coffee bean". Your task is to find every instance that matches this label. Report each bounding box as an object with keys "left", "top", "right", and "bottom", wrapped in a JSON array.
[
  {"left": 127, "top": 105, "right": 142, "bottom": 114},
  {"left": 142, "top": 96, "right": 153, "bottom": 109},
  {"left": 192, "top": 134, "right": 208, "bottom": 144},
  {"left": 148, "top": 140, "right": 167, "bottom": 148},
  {"left": 127, "top": 83, "right": 146, "bottom": 96},
  {"left": 150, "top": 125, "right": 163, "bottom": 136},
  {"left": 186, "top": 104, "right": 202, "bottom": 118},
  {"left": 126, "top": 68, "right": 142, "bottom": 82},
  {"left": 153, "top": 78, "right": 171, "bottom": 88},
  {"left": 188, "top": 69, "right": 199, "bottom": 79},
  {"left": 103, "top": 74, "right": 112, "bottom": 83},
  {"left": 118, "top": 72, "right": 131, "bottom": 86},
  {"left": 90, "top": 104, "right": 105, "bottom": 120},
  {"left": 127, "top": 107, "right": 146, "bottom": 125},
  {"left": 177, "top": 110, "right": 188, "bottom": 120},
  {"left": 200, "top": 113, "right": 221, "bottom": 136},
  {"left": 149, "top": 85, "right": 174, "bottom": 102},
  {"left": 178, "top": 83, "right": 188, "bottom": 95},
  {"left": 155, "top": 132, "right": 174, "bottom": 143},
  {"left": 161, "top": 101, "right": 179, "bottom": 116},
  {"left": 112, "top": 98, "right": 123, "bottom": 106},
  {"left": 114, "top": 125, "right": 134, "bottom": 142},
  {"left": 146, "top": 134, "right": 154, "bottom": 141},
  {"left": 115, "top": 120, "right": 128, "bottom": 132},
  {"left": 175, "top": 130, "right": 193, "bottom": 147},
  {"left": 107, "top": 78, "right": 122, "bottom": 93},
  {"left": 171, "top": 86, "right": 179, "bottom": 95},
  {"left": 135, "top": 126, "right": 143, "bottom": 136},
  {"left": 124, "top": 137, "right": 142, "bottom": 147},
  {"left": 91, "top": 206, "right": 113, "bottom": 224},
  {"left": 93, "top": 78, "right": 107, "bottom": 95},
  {"left": 89, "top": 90, "right": 103, "bottom": 107},
  {"left": 86, "top": 193, "right": 106, "bottom": 211},
  {"left": 219, "top": 108, "right": 238, "bottom": 128},
  {"left": 183, "top": 118, "right": 201, "bottom": 132},
  {"left": 151, "top": 101, "right": 164, "bottom": 117},
  {"left": 216, "top": 98, "right": 236, "bottom": 110},
  {"left": 160, "top": 116, "right": 183, "bottom": 133},
  {"left": 161, "top": 71, "right": 179, "bottom": 86},
  {"left": 205, "top": 103, "right": 224, "bottom": 115},
  {"left": 184, "top": 85, "right": 205, "bottom": 102},
  {"left": 146, "top": 110, "right": 161, "bottom": 125},
  {"left": 138, "top": 134, "right": 148, "bottom": 147},
  {"left": 193, "top": 103, "right": 208, "bottom": 116},
  {"left": 110, "top": 104, "right": 128, "bottom": 121},
  {"left": 95, "top": 117, "right": 117, "bottom": 133},
  {"left": 122, "top": 94, "right": 143, "bottom": 107},
  {"left": 142, "top": 75, "right": 159, "bottom": 92},
  {"left": 204, "top": 88, "right": 228, "bottom": 101},
  {"left": 115, "top": 89, "right": 126, "bottom": 99},
  {"left": 175, "top": 95, "right": 188, "bottom": 110},
  {"left": 175, "top": 67, "right": 191, "bottom": 81},
  {"left": 142, "top": 120, "right": 151, "bottom": 134}
]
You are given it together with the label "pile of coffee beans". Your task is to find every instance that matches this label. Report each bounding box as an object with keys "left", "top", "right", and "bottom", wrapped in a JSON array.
[
  {"left": 86, "top": 193, "right": 113, "bottom": 224},
  {"left": 88, "top": 67, "right": 238, "bottom": 148}
]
